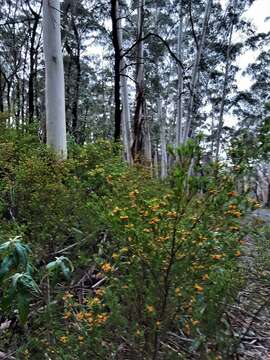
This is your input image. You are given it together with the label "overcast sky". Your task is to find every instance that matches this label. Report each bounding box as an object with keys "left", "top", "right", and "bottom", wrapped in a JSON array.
[{"left": 235, "top": 0, "right": 270, "bottom": 90}]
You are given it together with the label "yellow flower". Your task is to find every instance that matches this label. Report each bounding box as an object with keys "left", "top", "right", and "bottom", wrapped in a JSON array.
[
  {"left": 191, "top": 319, "right": 200, "bottom": 326},
  {"left": 76, "top": 312, "right": 84, "bottom": 321},
  {"left": 184, "top": 323, "right": 190, "bottom": 335},
  {"left": 78, "top": 336, "right": 84, "bottom": 342},
  {"left": 229, "top": 226, "right": 239, "bottom": 231},
  {"left": 62, "top": 292, "right": 73, "bottom": 301},
  {"left": 101, "top": 263, "right": 112, "bottom": 272},
  {"left": 88, "top": 297, "right": 101, "bottom": 307},
  {"left": 194, "top": 284, "right": 204, "bottom": 293},
  {"left": 129, "top": 189, "right": 139, "bottom": 198},
  {"left": 150, "top": 204, "right": 160, "bottom": 212},
  {"left": 120, "top": 215, "right": 129, "bottom": 221},
  {"left": 149, "top": 217, "right": 160, "bottom": 225},
  {"left": 96, "top": 313, "right": 108, "bottom": 324},
  {"left": 63, "top": 311, "right": 72, "bottom": 319},
  {"left": 106, "top": 175, "right": 113, "bottom": 184},
  {"left": 95, "top": 288, "right": 105, "bottom": 297},
  {"left": 202, "top": 274, "right": 209, "bottom": 281},
  {"left": 59, "top": 336, "right": 68, "bottom": 344},
  {"left": 235, "top": 250, "right": 241, "bottom": 257},
  {"left": 146, "top": 305, "right": 155, "bottom": 313},
  {"left": 112, "top": 206, "right": 121, "bottom": 215},
  {"left": 143, "top": 228, "right": 151, "bottom": 233},
  {"left": 228, "top": 191, "right": 237, "bottom": 197},
  {"left": 175, "top": 287, "right": 181, "bottom": 296},
  {"left": 233, "top": 211, "right": 242, "bottom": 218},
  {"left": 167, "top": 211, "right": 177, "bottom": 218},
  {"left": 211, "top": 254, "right": 223, "bottom": 260},
  {"left": 228, "top": 204, "right": 237, "bottom": 210},
  {"left": 125, "top": 224, "right": 134, "bottom": 229}
]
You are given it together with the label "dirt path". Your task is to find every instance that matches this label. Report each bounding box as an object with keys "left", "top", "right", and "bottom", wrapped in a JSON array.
[{"left": 230, "top": 209, "right": 270, "bottom": 359}]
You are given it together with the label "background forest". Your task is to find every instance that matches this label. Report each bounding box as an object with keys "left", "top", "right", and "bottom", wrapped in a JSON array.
[{"left": 0, "top": 0, "right": 270, "bottom": 359}]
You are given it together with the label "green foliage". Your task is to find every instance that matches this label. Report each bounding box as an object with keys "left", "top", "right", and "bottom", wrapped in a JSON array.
[
  {"left": 46, "top": 256, "right": 74, "bottom": 280},
  {"left": 0, "top": 132, "right": 256, "bottom": 358},
  {"left": 0, "top": 236, "right": 40, "bottom": 324}
]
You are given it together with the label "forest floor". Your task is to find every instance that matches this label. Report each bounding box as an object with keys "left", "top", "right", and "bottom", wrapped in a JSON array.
[
  {"left": 165, "top": 209, "right": 270, "bottom": 360},
  {"left": 229, "top": 209, "right": 270, "bottom": 359}
]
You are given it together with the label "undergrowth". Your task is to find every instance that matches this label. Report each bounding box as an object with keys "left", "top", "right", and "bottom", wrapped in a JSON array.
[{"left": 0, "top": 128, "right": 260, "bottom": 359}]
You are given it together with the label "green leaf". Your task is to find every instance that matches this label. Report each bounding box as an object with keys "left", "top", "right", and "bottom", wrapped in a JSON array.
[
  {"left": 17, "top": 293, "right": 30, "bottom": 325},
  {"left": 0, "top": 256, "right": 14, "bottom": 282}
]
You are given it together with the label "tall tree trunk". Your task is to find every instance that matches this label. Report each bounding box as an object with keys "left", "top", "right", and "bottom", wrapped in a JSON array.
[
  {"left": 183, "top": 0, "right": 212, "bottom": 141},
  {"left": 215, "top": 22, "right": 233, "bottom": 161},
  {"left": 111, "top": 0, "right": 122, "bottom": 142},
  {"left": 117, "top": 1, "right": 132, "bottom": 164},
  {"left": 176, "top": 0, "right": 184, "bottom": 147},
  {"left": 43, "top": 0, "right": 67, "bottom": 159},
  {"left": 0, "top": 70, "right": 5, "bottom": 113},
  {"left": 132, "top": 0, "right": 145, "bottom": 163},
  {"left": 15, "top": 77, "right": 20, "bottom": 128},
  {"left": 159, "top": 99, "right": 167, "bottom": 179},
  {"left": 28, "top": 11, "right": 40, "bottom": 124},
  {"left": 70, "top": 14, "right": 81, "bottom": 143}
]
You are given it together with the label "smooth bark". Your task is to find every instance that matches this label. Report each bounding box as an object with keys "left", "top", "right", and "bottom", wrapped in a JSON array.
[
  {"left": 215, "top": 23, "right": 233, "bottom": 161},
  {"left": 43, "top": 0, "right": 67, "bottom": 159},
  {"left": 183, "top": 0, "right": 212, "bottom": 141},
  {"left": 176, "top": 0, "right": 184, "bottom": 147}
]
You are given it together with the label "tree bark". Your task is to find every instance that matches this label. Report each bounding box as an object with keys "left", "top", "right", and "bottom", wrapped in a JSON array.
[
  {"left": 183, "top": 0, "right": 212, "bottom": 141},
  {"left": 215, "top": 22, "right": 233, "bottom": 161},
  {"left": 159, "top": 99, "right": 167, "bottom": 179},
  {"left": 43, "top": 0, "right": 67, "bottom": 159},
  {"left": 131, "top": 0, "right": 146, "bottom": 163},
  {"left": 117, "top": 1, "right": 132, "bottom": 164},
  {"left": 28, "top": 8, "right": 40, "bottom": 123},
  {"left": 111, "top": 0, "right": 122, "bottom": 142},
  {"left": 176, "top": 0, "right": 184, "bottom": 147}
]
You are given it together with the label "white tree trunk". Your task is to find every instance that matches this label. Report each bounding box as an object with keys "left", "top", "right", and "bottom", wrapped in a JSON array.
[
  {"left": 159, "top": 99, "right": 167, "bottom": 179},
  {"left": 154, "top": 146, "right": 159, "bottom": 178},
  {"left": 183, "top": 0, "right": 212, "bottom": 142},
  {"left": 215, "top": 22, "right": 234, "bottom": 161},
  {"left": 176, "top": 0, "right": 184, "bottom": 147},
  {"left": 117, "top": 1, "right": 132, "bottom": 164},
  {"left": 43, "top": 0, "right": 67, "bottom": 159}
]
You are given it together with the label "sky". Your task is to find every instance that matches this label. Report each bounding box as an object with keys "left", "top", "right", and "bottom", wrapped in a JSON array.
[
  {"left": 236, "top": 0, "right": 270, "bottom": 91},
  {"left": 222, "top": 0, "right": 270, "bottom": 126}
]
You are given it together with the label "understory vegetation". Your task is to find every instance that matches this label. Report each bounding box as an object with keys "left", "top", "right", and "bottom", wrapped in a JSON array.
[{"left": 0, "top": 127, "right": 265, "bottom": 359}]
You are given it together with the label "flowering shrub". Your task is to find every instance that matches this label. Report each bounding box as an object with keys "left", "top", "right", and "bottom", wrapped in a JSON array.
[{"left": 53, "top": 143, "right": 256, "bottom": 359}]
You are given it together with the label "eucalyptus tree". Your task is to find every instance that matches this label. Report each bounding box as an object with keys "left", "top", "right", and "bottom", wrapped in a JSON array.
[{"left": 43, "top": 0, "right": 67, "bottom": 159}]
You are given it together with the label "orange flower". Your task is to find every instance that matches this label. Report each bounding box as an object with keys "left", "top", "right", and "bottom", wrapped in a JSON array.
[
  {"left": 149, "top": 217, "right": 160, "bottom": 225},
  {"left": 59, "top": 336, "right": 68, "bottom": 343},
  {"left": 211, "top": 254, "right": 222, "bottom": 260},
  {"left": 101, "top": 263, "right": 112, "bottom": 272},
  {"left": 76, "top": 312, "right": 84, "bottom": 321},
  {"left": 167, "top": 211, "right": 177, "bottom": 218},
  {"left": 202, "top": 274, "right": 209, "bottom": 281},
  {"left": 175, "top": 287, "right": 181, "bottom": 296},
  {"left": 146, "top": 305, "right": 155, "bottom": 313},
  {"left": 194, "top": 284, "right": 204, "bottom": 293},
  {"left": 228, "top": 191, "right": 237, "bottom": 197},
  {"left": 120, "top": 215, "right": 129, "bottom": 221},
  {"left": 235, "top": 250, "right": 241, "bottom": 257},
  {"left": 63, "top": 311, "right": 72, "bottom": 319}
]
